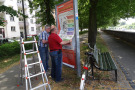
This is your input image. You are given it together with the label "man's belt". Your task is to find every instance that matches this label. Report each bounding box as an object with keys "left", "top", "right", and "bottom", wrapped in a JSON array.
[{"left": 50, "top": 49, "right": 62, "bottom": 54}]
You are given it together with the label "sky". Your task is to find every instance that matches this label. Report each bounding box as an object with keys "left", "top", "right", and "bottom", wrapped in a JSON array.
[{"left": 119, "top": 18, "right": 135, "bottom": 25}]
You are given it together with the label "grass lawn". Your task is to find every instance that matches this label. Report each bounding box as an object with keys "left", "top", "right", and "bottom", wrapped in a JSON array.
[
  {"left": 41, "top": 33, "right": 116, "bottom": 90},
  {"left": 0, "top": 54, "right": 32, "bottom": 74},
  {"left": 0, "top": 54, "right": 20, "bottom": 74}
]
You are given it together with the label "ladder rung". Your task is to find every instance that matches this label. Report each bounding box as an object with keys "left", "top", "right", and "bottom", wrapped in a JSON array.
[
  {"left": 21, "top": 73, "right": 33, "bottom": 78},
  {"left": 26, "top": 51, "right": 38, "bottom": 55},
  {"left": 28, "top": 72, "right": 44, "bottom": 78},
  {"left": 22, "top": 66, "right": 33, "bottom": 70},
  {"left": 25, "top": 49, "right": 34, "bottom": 53},
  {"left": 22, "top": 50, "right": 34, "bottom": 53},
  {"left": 22, "top": 41, "right": 36, "bottom": 44},
  {"left": 31, "top": 83, "right": 48, "bottom": 90},
  {"left": 28, "top": 62, "right": 40, "bottom": 66},
  {"left": 22, "top": 58, "right": 33, "bottom": 62}
]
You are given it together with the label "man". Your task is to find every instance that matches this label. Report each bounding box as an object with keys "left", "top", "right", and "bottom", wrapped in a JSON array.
[
  {"left": 38, "top": 25, "right": 50, "bottom": 71},
  {"left": 48, "top": 26, "right": 72, "bottom": 82}
]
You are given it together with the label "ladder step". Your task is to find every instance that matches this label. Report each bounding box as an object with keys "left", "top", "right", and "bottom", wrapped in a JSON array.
[
  {"left": 21, "top": 73, "right": 33, "bottom": 78},
  {"left": 31, "top": 83, "right": 48, "bottom": 90},
  {"left": 25, "top": 49, "right": 34, "bottom": 53},
  {"left": 27, "top": 58, "right": 33, "bottom": 61},
  {"left": 22, "top": 65, "right": 33, "bottom": 70},
  {"left": 26, "top": 51, "right": 38, "bottom": 55},
  {"left": 22, "top": 50, "right": 34, "bottom": 53},
  {"left": 22, "top": 58, "right": 33, "bottom": 62},
  {"left": 28, "top": 62, "right": 40, "bottom": 66},
  {"left": 22, "top": 41, "right": 36, "bottom": 44},
  {"left": 28, "top": 72, "right": 44, "bottom": 78}
]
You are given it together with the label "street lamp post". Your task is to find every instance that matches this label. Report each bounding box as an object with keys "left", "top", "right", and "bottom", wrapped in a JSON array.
[{"left": 22, "top": 0, "right": 27, "bottom": 40}]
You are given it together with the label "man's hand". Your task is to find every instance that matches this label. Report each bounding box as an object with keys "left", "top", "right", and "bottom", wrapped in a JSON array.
[
  {"left": 69, "top": 40, "right": 72, "bottom": 43},
  {"left": 42, "top": 40, "right": 48, "bottom": 44},
  {"left": 60, "top": 39, "right": 72, "bottom": 45}
]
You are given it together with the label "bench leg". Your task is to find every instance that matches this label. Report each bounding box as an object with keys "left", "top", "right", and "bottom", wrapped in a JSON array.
[
  {"left": 90, "top": 57, "right": 94, "bottom": 79},
  {"left": 115, "top": 70, "right": 117, "bottom": 81}
]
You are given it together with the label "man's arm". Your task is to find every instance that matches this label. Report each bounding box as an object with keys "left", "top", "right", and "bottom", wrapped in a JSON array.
[{"left": 60, "top": 40, "right": 72, "bottom": 45}]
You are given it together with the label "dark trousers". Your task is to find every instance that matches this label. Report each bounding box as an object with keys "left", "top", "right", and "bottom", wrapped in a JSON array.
[
  {"left": 50, "top": 50, "right": 62, "bottom": 81},
  {"left": 39, "top": 46, "right": 49, "bottom": 71}
]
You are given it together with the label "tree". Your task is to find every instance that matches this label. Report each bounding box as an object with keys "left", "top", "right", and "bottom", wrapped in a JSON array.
[
  {"left": 78, "top": 0, "right": 135, "bottom": 47},
  {"left": 28, "top": 0, "right": 63, "bottom": 26},
  {"left": 78, "top": 0, "right": 89, "bottom": 32},
  {"left": 0, "top": 5, "right": 27, "bottom": 26},
  {"left": 0, "top": 5, "right": 18, "bottom": 26}
]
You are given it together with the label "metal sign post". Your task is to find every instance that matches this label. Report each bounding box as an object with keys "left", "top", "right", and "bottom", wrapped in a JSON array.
[{"left": 73, "top": 0, "right": 81, "bottom": 77}]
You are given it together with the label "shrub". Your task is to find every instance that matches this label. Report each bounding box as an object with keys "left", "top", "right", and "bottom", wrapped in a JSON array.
[
  {"left": 0, "top": 41, "right": 20, "bottom": 61},
  {"left": 79, "top": 30, "right": 88, "bottom": 35},
  {"left": 0, "top": 40, "right": 35, "bottom": 61}
]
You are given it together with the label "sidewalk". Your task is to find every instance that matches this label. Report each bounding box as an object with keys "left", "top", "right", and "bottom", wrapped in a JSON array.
[{"left": 0, "top": 57, "right": 43, "bottom": 90}]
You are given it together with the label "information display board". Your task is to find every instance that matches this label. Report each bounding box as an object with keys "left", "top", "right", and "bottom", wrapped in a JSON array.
[{"left": 56, "top": 0, "right": 81, "bottom": 76}]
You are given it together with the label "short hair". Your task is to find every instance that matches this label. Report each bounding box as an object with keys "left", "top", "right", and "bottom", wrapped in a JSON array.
[
  {"left": 45, "top": 25, "right": 50, "bottom": 30},
  {"left": 50, "top": 28, "right": 55, "bottom": 33}
]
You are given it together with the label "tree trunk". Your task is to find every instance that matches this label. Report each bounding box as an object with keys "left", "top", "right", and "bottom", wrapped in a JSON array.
[
  {"left": 44, "top": 0, "right": 51, "bottom": 25},
  {"left": 81, "top": 27, "right": 83, "bottom": 32},
  {"left": 88, "top": 0, "right": 98, "bottom": 48}
]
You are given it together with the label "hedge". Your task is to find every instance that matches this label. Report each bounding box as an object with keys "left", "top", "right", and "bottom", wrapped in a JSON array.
[{"left": 0, "top": 40, "right": 34, "bottom": 61}]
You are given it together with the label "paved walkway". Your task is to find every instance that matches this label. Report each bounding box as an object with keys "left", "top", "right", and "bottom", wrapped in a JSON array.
[
  {"left": 100, "top": 31, "right": 135, "bottom": 89},
  {"left": 0, "top": 57, "right": 44, "bottom": 90}
]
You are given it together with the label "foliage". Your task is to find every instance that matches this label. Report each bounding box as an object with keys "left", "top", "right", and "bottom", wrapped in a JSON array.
[
  {"left": 0, "top": 41, "right": 20, "bottom": 61},
  {"left": 78, "top": 0, "right": 135, "bottom": 47},
  {"left": 78, "top": 0, "right": 135, "bottom": 28},
  {"left": 79, "top": 30, "right": 88, "bottom": 35},
  {"left": 0, "top": 5, "right": 27, "bottom": 26},
  {"left": 0, "top": 41, "right": 32, "bottom": 61},
  {"left": 78, "top": 0, "right": 89, "bottom": 31},
  {"left": 28, "top": 0, "right": 63, "bottom": 26},
  {"left": 0, "top": 5, "right": 17, "bottom": 26},
  {"left": 0, "top": 5, "right": 18, "bottom": 17},
  {"left": 0, "top": 17, "right": 6, "bottom": 26}
]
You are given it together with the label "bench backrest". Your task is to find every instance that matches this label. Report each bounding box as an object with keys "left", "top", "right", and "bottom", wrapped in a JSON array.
[{"left": 93, "top": 45, "right": 99, "bottom": 64}]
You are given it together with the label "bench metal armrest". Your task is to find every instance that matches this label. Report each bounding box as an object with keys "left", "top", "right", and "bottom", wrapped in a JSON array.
[
  {"left": 83, "top": 43, "right": 101, "bottom": 54},
  {"left": 83, "top": 43, "right": 94, "bottom": 51}
]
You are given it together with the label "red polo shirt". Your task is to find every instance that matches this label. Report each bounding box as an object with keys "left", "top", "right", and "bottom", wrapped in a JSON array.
[{"left": 48, "top": 33, "right": 62, "bottom": 50}]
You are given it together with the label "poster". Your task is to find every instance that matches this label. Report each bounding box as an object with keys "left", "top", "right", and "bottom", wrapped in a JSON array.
[{"left": 56, "top": 0, "right": 76, "bottom": 68}]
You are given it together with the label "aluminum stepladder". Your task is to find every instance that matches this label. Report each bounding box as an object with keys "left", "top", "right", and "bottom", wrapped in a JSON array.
[
  {"left": 18, "top": 36, "right": 51, "bottom": 90},
  {"left": 18, "top": 36, "right": 37, "bottom": 86}
]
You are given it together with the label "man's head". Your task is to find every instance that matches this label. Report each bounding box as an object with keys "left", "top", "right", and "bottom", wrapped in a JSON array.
[
  {"left": 50, "top": 25, "right": 57, "bottom": 34},
  {"left": 45, "top": 25, "right": 51, "bottom": 33}
]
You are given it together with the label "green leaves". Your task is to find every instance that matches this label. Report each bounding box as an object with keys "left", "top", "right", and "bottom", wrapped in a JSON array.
[
  {"left": 0, "top": 5, "right": 28, "bottom": 26},
  {"left": 0, "top": 5, "right": 18, "bottom": 26},
  {"left": 78, "top": 0, "right": 135, "bottom": 28},
  {"left": 0, "top": 5, "right": 18, "bottom": 17},
  {"left": 28, "top": 0, "right": 63, "bottom": 26}
]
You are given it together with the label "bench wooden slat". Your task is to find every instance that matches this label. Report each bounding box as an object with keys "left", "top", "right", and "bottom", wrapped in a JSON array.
[
  {"left": 106, "top": 52, "right": 117, "bottom": 70},
  {"left": 99, "top": 54, "right": 103, "bottom": 70},
  {"left": 104, "top": 52, "right": 112, "bottom": 70},
  {"left": 101, "top": 53, "right": 107, "bottom": 70}
]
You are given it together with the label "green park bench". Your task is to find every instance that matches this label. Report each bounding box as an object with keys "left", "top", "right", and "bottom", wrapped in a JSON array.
[{"left": 91, "top": 45, "right": 117, "bottom": 81}]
